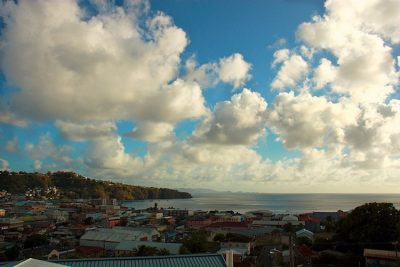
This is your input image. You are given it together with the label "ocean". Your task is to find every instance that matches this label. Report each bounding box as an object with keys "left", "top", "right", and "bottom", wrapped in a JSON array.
[{"left": 122, "top": 192, "right": 400, "bottom": 214}]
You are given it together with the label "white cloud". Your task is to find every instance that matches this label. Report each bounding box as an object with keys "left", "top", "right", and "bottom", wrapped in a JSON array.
[
  {"left": 313, "top": 58, "right": 337, "bottom": 89},
  {"left": 184, "top": 57, "right": 219, "bottom": 88},
  {"left": 84, "top": 134, "right": 143, "bottom": 177},
  {"left": 193, "top": 89, "right": 267, "bottom": 145},
  {"left": 271, "top": 49, "right": 290, "bottom": 67},
  {"left": 297, "top": 0, "right": 399, "bottom": 103},
  {"left": 25, "top": 133, "right": 72, "bottom": 165},
  {"left": 218, "top": 53, "right": 252, "bottom": 89},
  {"left": 124, "top": 121, "right": 174, "bottom": 142},
  {"left": 1, "top": 0, "right": 206, "bottom": 124},
  {"left": 267, "top": 92, "right": 358, "bottom": 149},
  {"left": 6, "top": 137, "right": 19, "bottom": 153},
  {"left": 0, "top": 159, "right": 9, "bottom": 170},
  {"left": 0, "top": 107, "right": 27, "bottom": 128},
  {"left": 55, "top": 121, "right": 116, "bottom": 141},
  {"left": 271, "top": 53, "right": 309, "bottom": 90},
  {"left": 33, "top": 160, "right": 42, "bottom": 171}
]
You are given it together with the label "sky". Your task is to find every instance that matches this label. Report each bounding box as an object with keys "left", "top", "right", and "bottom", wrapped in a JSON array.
[{"left": 0, "top": 0, "right": 399, "bottom": 193}]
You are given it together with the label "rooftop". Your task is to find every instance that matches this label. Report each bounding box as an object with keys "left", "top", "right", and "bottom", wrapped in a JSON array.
[{"left": 2, "top": 254, "right": 227, "bottom": 267}]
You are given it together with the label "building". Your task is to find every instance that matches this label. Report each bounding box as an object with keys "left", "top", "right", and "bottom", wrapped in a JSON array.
[
  {"left": 364, "top": 248, "right": 400, "bottom": 267},
  {"left": 80, "top": 228, "right": 151, "bottom": 250},
  {"left": 163, "top": 209, "right": 194, "bottom": 217},
  {"left": 205, "top": 222, "right": 249, "bottom": 232},
  {"left": 0, "top": 218, "right": 24, "bottom": 230},
  {"left": 4, "top": 254, "right": 228, "bottom": 267}
]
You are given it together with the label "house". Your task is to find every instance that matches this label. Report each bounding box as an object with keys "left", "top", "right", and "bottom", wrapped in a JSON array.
[
  {"left": 187, "top": 218, "right": 212, "bottom": 229},
  {"left": 299, "top": 214, "right": 321, "bottom": 233},
  {"left": 0, "top": 218, "right": 24, "bottom": 230},
  {"left": 205, "top": 222, "right": 248, "bottom": 232},
  {"left": 252, "top": 220, "right": 304, "bottom": 227}
]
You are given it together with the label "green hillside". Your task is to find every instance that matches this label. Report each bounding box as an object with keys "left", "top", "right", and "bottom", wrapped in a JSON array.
[{"left": 0, "top": 171, "right": 191, "bottom": 200}]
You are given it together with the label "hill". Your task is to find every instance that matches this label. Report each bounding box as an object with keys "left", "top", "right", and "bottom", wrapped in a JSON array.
[{"left": 0, "top": 171, "right": 192, "bottom": 200}]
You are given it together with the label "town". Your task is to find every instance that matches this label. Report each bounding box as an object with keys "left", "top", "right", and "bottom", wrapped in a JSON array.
[{"left": 1, "top": 188, "right": 399, "bottom": 267}]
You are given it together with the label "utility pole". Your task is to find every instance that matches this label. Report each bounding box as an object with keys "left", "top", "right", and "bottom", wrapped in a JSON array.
[{"left": 289, "top": 233, "right": 295, "bottom": 267}]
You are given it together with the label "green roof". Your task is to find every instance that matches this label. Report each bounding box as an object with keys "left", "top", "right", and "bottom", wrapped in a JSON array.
[{"left": 51, "top": 254, "right": 227, "bottom": 267}]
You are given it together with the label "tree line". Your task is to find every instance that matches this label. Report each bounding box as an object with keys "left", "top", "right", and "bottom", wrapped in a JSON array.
[{"left": 0, "top": 171, "right": 192, "bottom": 200}]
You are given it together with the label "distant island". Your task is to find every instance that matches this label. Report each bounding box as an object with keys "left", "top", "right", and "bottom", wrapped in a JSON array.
[{"left": 0, "top": 171, "right": 192, "bottom": 200}]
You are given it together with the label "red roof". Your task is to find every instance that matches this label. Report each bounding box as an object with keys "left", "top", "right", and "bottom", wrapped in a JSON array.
[
  {"left": 297, "top": 244, "right": 314, "bottom": 257},
  {"left": 299, "top": 215, "right": 321, "bottom": 223}
]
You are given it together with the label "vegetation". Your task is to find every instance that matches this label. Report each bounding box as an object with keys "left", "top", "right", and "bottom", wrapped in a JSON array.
[
  {"left": 335, "top": 202, "right": 400, "bottom": 244},
  {"left": 310, "top": 202, "right": 400, "bottom": 266},
  {"left": 0, "top": 171, "right": 191, "bottom": 200},
  {"left": 24, "top": 234, "right": 49, "bottom": 248},
  {"left": 181, "top": 231, "right": 209, "bottom": 254}
]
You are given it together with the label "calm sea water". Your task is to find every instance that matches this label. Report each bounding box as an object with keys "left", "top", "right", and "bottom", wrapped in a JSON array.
[{"left": 122, "top": 193, "right": 400, "bottom": 214}]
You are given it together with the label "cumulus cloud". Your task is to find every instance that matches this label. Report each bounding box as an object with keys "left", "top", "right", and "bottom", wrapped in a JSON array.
[
  {"left": 124, "top": 122, "right": 174, "bottom": 143},
  {"left": 1, "top": 0, "right": 400, "bottom": 192},
  {"left": 297, "top": 0, "right": 399, "bottom": 103},
  {"left": 184, "top": 53, "right": 252, "bottom": 90},
  {"left": 218, "top": 53, "right": 252, "bottom": 89},
  {"left": 313, "top": 58, "right": 337, "bottom": 89},
  {"left": 267, "top": 92, "right": 358, "bottom": 149},
  {"left": 271, "top": 52, "right": 309, "bottom": 90},
  {"left": 0, "top": 0, "right": 206, "bottom": 124},
  {"left": 0, "top": 159, "right": 9, "bottom": 170},
  {"left": 85, "top": 135, "right": 142, "bottom": 176},
  {"left": 0, "top": 103, "right": 28, "bottom": 127},
  {"left": 55, "top": 121, "right": 117, "bottom": 141},
  {"left": 6, "top": 137, "right": 19, "bottom": 153},
  {"left": 25, "top": 134, "right": 73, "bottom": 165},
  {"left": 33, "top": 160, "right": 42, "bottom": 171},
  {"left": 193, "top": 89, "right": 267, "bottom": 145}
]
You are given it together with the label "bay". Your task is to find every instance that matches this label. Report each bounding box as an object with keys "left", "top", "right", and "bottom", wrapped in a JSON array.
[{"left": 122, "top": 192, "right": 400, "bottom": 214}]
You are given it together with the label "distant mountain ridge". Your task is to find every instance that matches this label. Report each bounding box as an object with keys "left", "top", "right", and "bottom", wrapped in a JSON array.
[{"left": 0, "top": 171, "right": 192, "bottom": 200}]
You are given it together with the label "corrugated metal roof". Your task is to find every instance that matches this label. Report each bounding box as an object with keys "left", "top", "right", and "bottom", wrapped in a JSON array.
[{"left": 52, "top": 254, "right": 227, "bottom": 267}]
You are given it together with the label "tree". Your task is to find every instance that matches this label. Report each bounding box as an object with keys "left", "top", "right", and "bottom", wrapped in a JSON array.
[
  {"left": 213, "top": 233, "right": 226, "bottom": 242},
  {"left": 183, "top": 231, "right": 208, "bottom": 253},
  {"left": 5, "top": 246, "right": 19, "bottom": 260},
  {"left": 84, "top": 216, "right": 94, "bottom": 225},
  {"left": 179, "top": 245, "right": 190, "bottom": 254},
  {"left": 24, "top": 234, "right": 49, "bottom": 248},
  {"left": 322, "top": 216, "right": 336, "bottom": 232},
  {"left": 335, "top": 202, "right": 400, "bottom": 244},
  {"left": 137, "top": 245, "right": 159, "bottom": 256},
  {"left": 157, "top": 248, "right": 170, "bottom": 255},
  {"left": 283, "top": 222, "right": 294, "bottom": 233}
]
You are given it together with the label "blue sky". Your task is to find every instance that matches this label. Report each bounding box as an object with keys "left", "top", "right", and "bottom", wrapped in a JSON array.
[{"left": 0, "top": 0, "right": 399, "bottom": 193}]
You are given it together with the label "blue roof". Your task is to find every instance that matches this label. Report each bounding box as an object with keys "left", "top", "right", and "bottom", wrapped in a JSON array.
[{"left": 50, "top": 254, "right": 227, "bottom": 267}]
